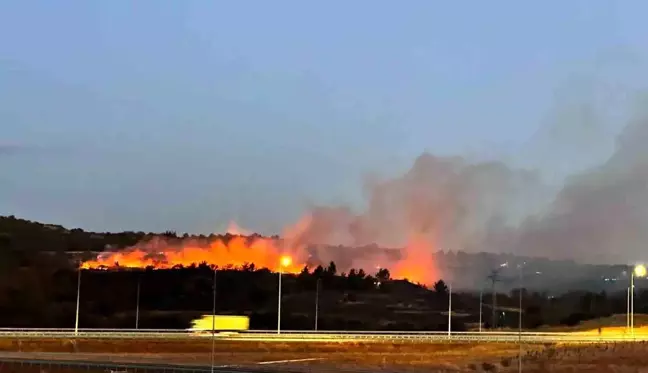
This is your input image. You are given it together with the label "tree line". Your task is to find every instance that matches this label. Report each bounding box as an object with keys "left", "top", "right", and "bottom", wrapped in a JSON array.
[{"left": 0, "top": 215, "right": 645, "bottom": 331}]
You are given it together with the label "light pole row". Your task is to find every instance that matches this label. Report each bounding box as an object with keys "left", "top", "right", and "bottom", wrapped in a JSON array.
[
  {"left": 74, "top": 269, "right": 142, "bottom": 335},
  {"left": 75, "top": 255, "right": 300, "bottom": 334},
  {"left": 75, "top": 262, "right": 644, "bottom": 336},
  {"left": 75, "top": 255, "right": 298, "bottom": 373}
]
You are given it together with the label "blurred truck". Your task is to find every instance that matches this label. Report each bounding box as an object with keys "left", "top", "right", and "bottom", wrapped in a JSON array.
[{"left": 188, "top": 315, "right": 250, "bottom": 334}]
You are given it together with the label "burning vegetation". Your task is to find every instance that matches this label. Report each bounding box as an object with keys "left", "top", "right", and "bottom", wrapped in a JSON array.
[
  {"left": 80, "top": 109, "right": 648, "bottom": 284},
  {"left": 81, "top": 234, "right": 305, "bottom": 274},
  {"left": 79, "top": 219, "right": 439, "bottom": 284}
]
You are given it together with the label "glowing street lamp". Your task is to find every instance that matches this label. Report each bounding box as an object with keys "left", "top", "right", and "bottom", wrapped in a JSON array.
[
  {"left": 281, "top": 256, "right": 292, "bottom": 269},
  {"left": 631, "top": 264, "right": 646, "bottom": 335},
  {"left": 277, "top": 255, "right": 292, "bottom": 334}
]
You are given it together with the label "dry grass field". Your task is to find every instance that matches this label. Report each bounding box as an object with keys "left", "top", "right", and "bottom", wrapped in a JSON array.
[
  {"left": 2, "top": 338, "right": 648, "bottom": 372},
  {"left": 0, "top": 338, "right": 528, "bottom": 372}
]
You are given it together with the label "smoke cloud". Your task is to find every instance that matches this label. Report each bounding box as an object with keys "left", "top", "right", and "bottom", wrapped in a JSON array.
[
  {"left": 84, "top": 75, "right": 648, "bottom": 285},
  {"left": 286, "top": 97, "right": 648, "bottom": 272},
  {"left": 513, "top": 103, "right": 648, "bottom": 264},
  {"left": 281, "top": 154, "right": 550, "bottom": 284},
  {"left": 286, "top": 155, "right": 544, "bottom": 249}
]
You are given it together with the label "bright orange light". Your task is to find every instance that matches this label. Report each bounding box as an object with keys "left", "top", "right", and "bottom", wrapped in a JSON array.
[
  {"left": 391, "top": 234, "right": 439, "bottom": 286},
  {"left": 81, "top": 233, "right": 303, "bottom": 274},
  {"left": 280, "top": 255, "right": 292, "bottom": 268}
]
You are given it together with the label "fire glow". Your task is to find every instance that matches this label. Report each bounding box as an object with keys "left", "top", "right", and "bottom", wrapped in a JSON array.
[
  {"left": 80, "top": 220, "right": 440, "bottom": 285},
  {"left": 81, "top": 235, "right": 303, "bottom": 274}
]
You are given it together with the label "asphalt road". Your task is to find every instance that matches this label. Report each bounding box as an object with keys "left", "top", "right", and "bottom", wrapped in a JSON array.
[{"left": 0, "top": 353, "right": 271, "bottom": 373}]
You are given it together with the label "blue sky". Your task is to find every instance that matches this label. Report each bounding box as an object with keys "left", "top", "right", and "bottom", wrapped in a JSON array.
[{"left": 2, "top": 1, "right": 648, "bottom": 234}]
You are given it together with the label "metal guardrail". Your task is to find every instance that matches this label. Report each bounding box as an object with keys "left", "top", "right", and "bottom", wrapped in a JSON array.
[
  {"left": 0, "top": 328, "right": 570, "bottom": 339},
  {"left": 0, "top": 328, "right": 644, "bottom": 343},
  {"left": 0, "top": 327, "right": 566, "bottom": 332},
  {"left": 0, "top": 327, "right": 576, "bottom": 335}
]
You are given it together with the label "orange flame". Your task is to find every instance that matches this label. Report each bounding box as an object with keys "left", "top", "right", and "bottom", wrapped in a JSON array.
[
  {"left": 81, "top": 219, "right": 442, "bottom": 285},
  {"left": 81, "top": 235, "right": 302, "bottom": 273},
  {"left": 391, "top": 235, "right": 439, "bottom": 286}
]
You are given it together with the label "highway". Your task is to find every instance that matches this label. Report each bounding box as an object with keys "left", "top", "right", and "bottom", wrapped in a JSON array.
[
  {"left": 0, "top": 355, "right": 256, "bottom": 373},
  {"left": 0, "top": 328, "right": 646, "bottom": 343}
]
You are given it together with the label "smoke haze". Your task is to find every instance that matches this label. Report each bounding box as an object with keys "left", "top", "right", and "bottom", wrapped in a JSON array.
[
  {"left": 80, "top": 77, "right": 648, "bottom": 286},
  {"left": 286, "top": 94, "right": 648, "bottom": 269},
  {"left": 79, "top": 92, "right": 648, "bottom": 288},
  {"left": 513, "top": 100, "right": 648, "bottom": 264}
]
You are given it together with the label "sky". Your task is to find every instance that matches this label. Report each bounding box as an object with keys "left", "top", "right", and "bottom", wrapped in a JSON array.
[{"left": 2, "top": 1, "right": 648, "bottom": 235}]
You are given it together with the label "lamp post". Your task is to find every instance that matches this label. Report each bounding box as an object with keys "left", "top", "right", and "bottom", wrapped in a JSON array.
[
  {"left": 627, "top": 287, "right": 630, "bottom": 331},
  {"left": 479, "top": 288, "right": 483, "bottom": 333},
  {"left": 74, "top": 265, "right": 82, "bottom": 336},
  {"left": 518, "top": 263, "right": 524, "bottom": 373},
  {"left": 210, "top": 267, "right": 217, "bottom": 373},
  {"left": 278, "top": 255, "right": 292, "bottom": 334},
  {"left": 135, "top": 275, "right": 141, "bottom": 330},
  {"left": 447, "top": 283, "right": 452, "bottom": 338},
  {"left": 315, "top": 278, "right": 321, "bottom": 331},
  {"left": 631, "top": 275, "right": 634, "bottom": 335},
  {"left": 631, "top": 264, "right": 646, "bottom": 336}
]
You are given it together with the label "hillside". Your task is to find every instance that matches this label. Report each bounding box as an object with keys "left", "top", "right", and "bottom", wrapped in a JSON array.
[
  {"left": 0, "top": 215, "right": 638, "bottom": 293},
  {"left": 0, "top": 215, "right": 645, "bottom": 331}
]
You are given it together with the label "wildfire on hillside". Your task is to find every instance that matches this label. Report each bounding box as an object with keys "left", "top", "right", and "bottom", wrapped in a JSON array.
[
  {"left": 391, "top": 234, "right": 440, "bottom": 285},
  {"left": 80, "top": 234, "right": 304, "bottom": 274},
  {"left": 80, "top": 217, "right": 441, "bottom": 285}
]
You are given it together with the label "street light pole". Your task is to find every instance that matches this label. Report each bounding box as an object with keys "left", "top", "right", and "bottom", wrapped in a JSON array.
[
  {"left": 315, "top": 278, "right": 321, "bottom": 331},
  {"left": 479, "top": 288, "right": 483, "bottom": 333},
  {"left": 631, "top": 271, "right": 635, "bottom": 335},
  {"left": 627, "top": 287, "right": 630, "bottom": 332},
  {"left": 277, "top": 256, "right": 292, "bottom": 335},
  {"left": 74, "top": 266, "right": 82, "bottom": 336},
  {"left": 629, "top": 264, "right": 646, "bottom": 336},
  {"left": 447, "top": 283, "right": 452, "bottom": 338},
  {"left": 518, "top": 265, "right": 523, "bottom": 373},
  {"left": 135, "top": 275, "right": 141, "bottom": 330},
  {"left": 211, "top": 267, "right": 217, "bottom": 373},
  {"left": 277, "top": 268, "right": 282, "bottom": 334}
]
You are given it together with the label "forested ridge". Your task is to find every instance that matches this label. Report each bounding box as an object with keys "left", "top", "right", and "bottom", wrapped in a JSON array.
[{"left": 0, "top": 215, "right": 643, "bottom": 330}]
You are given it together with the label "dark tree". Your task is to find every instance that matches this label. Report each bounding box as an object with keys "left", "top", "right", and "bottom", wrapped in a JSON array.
[
  {"left": 433, "top": 280, "right": 449, "bottom": 296},
  {"left": 326, "top": 261, "right": 337, "bottom": 276},
  {"left": 313, "top": 265, "right": 325, "bottom": 278},
  {"left": 376, "top": 268, "right": 390, "bottom": 282}
]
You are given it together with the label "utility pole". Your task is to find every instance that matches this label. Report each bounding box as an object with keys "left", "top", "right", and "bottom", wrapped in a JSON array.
[
  {"left": 487, "top": 269, "right": 502, "bottom": 329},
  {"left": 492, "top": 287, "right": 497, "bottom": 328}
]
